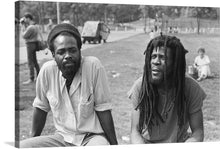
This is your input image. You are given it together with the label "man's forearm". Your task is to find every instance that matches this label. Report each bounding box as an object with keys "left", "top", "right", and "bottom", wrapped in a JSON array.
[
  {"left": 96, "top": 110, "right": 118, "bottom": 145},
  {"left": 186, "top": 129, "right": 204, "bottom": 142},
  {"left": 31, "top": 108, "right": 47, "bottom": 137},
  {"left": 187, "top": 109, "right": 204, "bottom": 142}
]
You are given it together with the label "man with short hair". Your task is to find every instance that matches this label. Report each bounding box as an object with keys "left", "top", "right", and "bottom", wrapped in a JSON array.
[
  {"left": 20, "top": 23, "right": 118, "bottom": 147},
  {"left": 129, "top": 35, "right": 205, "bottom": 143},
  {"left": 22, "top": 13, "right": 42, "bottom": 84}
]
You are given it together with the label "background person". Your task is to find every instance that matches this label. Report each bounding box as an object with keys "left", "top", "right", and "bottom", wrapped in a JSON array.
[
  {"left": 149, "top": 30, "right": 155, "bottom": 40},
  {"left": 129, "top": 35, "right": 205, "bottom": 143},
  {"left": 193, "top": 47, "right": 211, "bottom": 81},
  {"left": 21, "top": 13, "right": 43, "bottom": 84},
  {"left": 46, "top": 18, "right": 54, "bottom": 33},
  {"left": 20, "top": 23, "right": 118, "bottom": 148}
]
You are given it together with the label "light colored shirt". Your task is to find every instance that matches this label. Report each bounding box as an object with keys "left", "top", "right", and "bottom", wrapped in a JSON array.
[
  {"left": 149, "top": 31, "right": 155, "bottom": 40},
  {"left": 128, "top": 75, "right": 206, "bottom": 143},
  {"left": 33, "top": 56, "right": 112, "bottom": 146},
  {"left": 194, "top": 55, "right": 211, "bottom": 77},
  {"left": 194, "top": 55, "right": 210, "bottom": 67}
]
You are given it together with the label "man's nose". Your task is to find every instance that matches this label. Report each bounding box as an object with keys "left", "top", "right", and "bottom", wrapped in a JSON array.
[
  {"left": 64, "top": 51, "right": 72, "bottom": 60},
  {"left": 153, "top": 56, "right": 161, "bottom": 65}
]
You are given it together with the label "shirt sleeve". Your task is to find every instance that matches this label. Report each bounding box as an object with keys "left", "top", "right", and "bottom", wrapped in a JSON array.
[
  {"left": 32, "top": 65, "right": 51, "bottom": 112},
  {"left": 127, "top": 77, "right": 142, "bottom": 109},
  {"left": 185, "top": 76, "right": 206, "bottom": 114},
  {"left": 93, "top": 60, "right": 112, "bottom": 111},
  {"left": 205, "top": 55, "right": 210, "bottom": 64},
  {"left": 22, "top": 25, "right": 33, "bottom": 39}
]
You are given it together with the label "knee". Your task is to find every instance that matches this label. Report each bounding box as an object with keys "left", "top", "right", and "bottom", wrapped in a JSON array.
[
  {"left": 20, "top": 137, "right": 44, "bottom": 148},
  {"left": 86, "top": 135, "right": 109, "bottom": 146}
]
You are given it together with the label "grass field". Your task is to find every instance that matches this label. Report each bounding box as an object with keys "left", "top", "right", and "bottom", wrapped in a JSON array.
[{"left": 16, "top": 32, "right": 220, "bottom": 144}]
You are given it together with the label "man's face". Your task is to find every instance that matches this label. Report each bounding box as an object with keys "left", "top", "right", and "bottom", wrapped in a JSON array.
[
  {"left": 24, "top": 17, "right": 30, "bottom": 24},
  {"left": 199, "top": 51, "right": 204, "bottom": 58},
  {"left": 150, "top": 47, "right": 173, "bottom": 85},
  {"left": 53, "top": 34, "right": 81, "bottom": 77}
]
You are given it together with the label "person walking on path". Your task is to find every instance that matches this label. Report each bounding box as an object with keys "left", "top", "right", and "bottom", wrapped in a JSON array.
[
  {"left": 20, "top": 23, "right": 118, "bottom": 147},
  {"left": 129, "top": 35, "right": 205, "bottom": 143},
  {"left": 21, "top": 13, "right": 43, "bottom": 84}
]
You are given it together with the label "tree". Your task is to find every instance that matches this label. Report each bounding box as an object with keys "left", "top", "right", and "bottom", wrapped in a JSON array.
[
  {"left": 112, "top": 4, "right": 141, "bottom": 23},
  {"left": 19, "top": 1, "right": 51, "bottom": 32},
  {"left": 217, "top": 8, "right": 220, "bottom": 24},
  {"left": 190, "top": 7, "right": 218, "bottom": 34},
  {"left": 139, "top": 5, "right": 149, "bottom": 33}
]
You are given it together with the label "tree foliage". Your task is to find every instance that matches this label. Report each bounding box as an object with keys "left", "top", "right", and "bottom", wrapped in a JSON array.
[
  {"left": 189, "top": 7, "right": 218, "bottom": 34},
  {"left": 190, "top": 7, "right": 218, "bottom": 19},
  {"left": 18, "top": 1, "right": 142, "bottom": 26},
  {"left": 17, "top": 1, "right": 219, "bottom": 28}
]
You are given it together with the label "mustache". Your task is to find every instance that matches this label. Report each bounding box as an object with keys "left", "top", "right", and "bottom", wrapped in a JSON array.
[
  {"left": 151, "top": 66, "right": 161, "bottom": 71},
  {"left": 62, "top": 59, "right": 76, "bottom": 65}
]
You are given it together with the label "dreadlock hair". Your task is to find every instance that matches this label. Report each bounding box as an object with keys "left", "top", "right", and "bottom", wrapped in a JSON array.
[{"left": 136, "top": 34, "right": 188, "bottom": 135}]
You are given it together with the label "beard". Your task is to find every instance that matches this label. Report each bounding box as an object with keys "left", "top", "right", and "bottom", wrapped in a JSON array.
[
  {"left": 149, "top": 70, "right": 173, "bottom": 85},
  {"left": 149, "top": 74, "right": 163, "bottom": 85},
  {"left": 58, "top": 56, "right": 81, "bottom": 79}
]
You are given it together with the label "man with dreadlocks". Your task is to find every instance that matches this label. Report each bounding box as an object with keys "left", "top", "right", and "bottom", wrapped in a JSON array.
[{"left": 128, "top": 35, "right": 205, "bottom": 143}]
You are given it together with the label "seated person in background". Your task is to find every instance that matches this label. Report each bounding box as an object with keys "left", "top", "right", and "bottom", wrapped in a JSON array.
[{"left": 194, "top": 47, "right": 211, "bottom": 81}]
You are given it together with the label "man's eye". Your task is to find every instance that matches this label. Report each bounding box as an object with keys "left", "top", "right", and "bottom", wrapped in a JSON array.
[
  {"left": 151, "top": 55, "right": 156, "bottom": 59},
  {"left": 56, "top": 50, "right": 64, "bottom": 55},
  {"left": 68, "top": 48, "right": 77, "bottom": 53},
  {"left": 160, "top": 56, "right": 166, "bottom": 60}
]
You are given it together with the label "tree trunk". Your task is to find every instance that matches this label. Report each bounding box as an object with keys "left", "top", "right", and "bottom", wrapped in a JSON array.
[
  {"left": 37, "top": 2, "right": 45, "bottom": 33},
  {"left": 40, "top": 2, "right": 45, "bottom": 33},
  {"left": 104, "top": 7, "right": 107, "bottom": 24},
  {"left": 217, "top": 8, "right": 220, "bottom": 25},
  {"left": 144, "top": 8, "right": 147, "bottom": 33},
  {"left": 197, "top": 16, "right": 200, "bottom": 34}
]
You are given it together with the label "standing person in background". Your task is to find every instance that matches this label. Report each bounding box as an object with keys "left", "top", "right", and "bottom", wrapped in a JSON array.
[
  {"left": 22, "top": 13, "right": 43, "bottom": 84},
  {"left": 149, "top": 30, "right": 155, "bottom": 40},
  {"left": 129, "top": 35, "right": 205, "bottom": 143},
  {"left": 46, "top": 18, "right": 54, "bottom": 33},
  {"left": 194, "top": 47, "right": 211, "bottom": 81}
]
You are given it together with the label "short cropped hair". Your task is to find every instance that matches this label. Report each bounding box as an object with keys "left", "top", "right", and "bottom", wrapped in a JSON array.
[
  {"left": 24, "top": 13, "right": 33, "bottom": 20},
  {"left": 198, "top": 47, "right": 205, "bottom": 53}
]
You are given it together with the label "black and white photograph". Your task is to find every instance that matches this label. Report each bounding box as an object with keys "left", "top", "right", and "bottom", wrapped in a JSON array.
[{"left": 2, "top": 0, "right": 220, "bottom": 148}]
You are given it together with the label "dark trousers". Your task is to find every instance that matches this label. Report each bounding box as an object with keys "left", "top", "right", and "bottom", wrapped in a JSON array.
[{"left": 26, "top": 42, "right": 40, "bottom": 81}]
